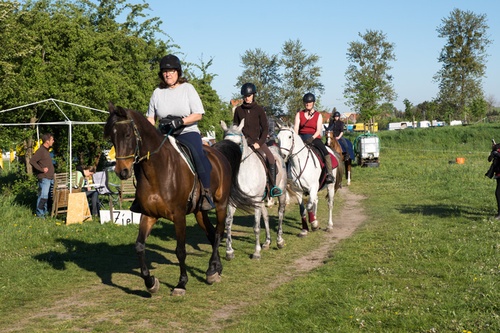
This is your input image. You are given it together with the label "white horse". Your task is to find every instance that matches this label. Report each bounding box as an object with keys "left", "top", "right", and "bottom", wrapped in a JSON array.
[
  {"left": 221, "top": 120, "right": 287, "bottom": 259},
  {"left": 276, "top": 123, "right": 341, "bottom": 237}
]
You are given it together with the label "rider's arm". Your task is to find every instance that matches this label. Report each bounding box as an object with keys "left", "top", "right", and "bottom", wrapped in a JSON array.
[
  {"left": 293, "top": 112, "right": 301, "bottom": 133},
  {"left": 312, "top": 113, "right": 323, "bottom": 139},
  {"left": 180, "top": 113, "right": 202, "bottom": 126}
]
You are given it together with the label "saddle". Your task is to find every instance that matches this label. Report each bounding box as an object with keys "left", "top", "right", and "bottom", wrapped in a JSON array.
[{"left": 307, "top": 144, "right": 338, "bottom": 188}]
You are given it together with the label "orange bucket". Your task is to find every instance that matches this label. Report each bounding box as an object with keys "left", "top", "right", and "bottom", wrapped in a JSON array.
[{"left": 456, "top": 157, "right": 465, "bottom": 164}]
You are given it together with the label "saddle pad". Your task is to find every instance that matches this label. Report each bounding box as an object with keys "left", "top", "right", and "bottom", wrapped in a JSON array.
[
  {"left": 167, "top": 136, "right": 195, "bottom": 175},
  {"left": 329, "top": 153, "right": 339, "bottom": 169}
]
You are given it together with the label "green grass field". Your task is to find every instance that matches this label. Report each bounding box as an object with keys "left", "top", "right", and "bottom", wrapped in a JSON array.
[{"left": 0, "top": 123, "right": 499, "bottom": 332}]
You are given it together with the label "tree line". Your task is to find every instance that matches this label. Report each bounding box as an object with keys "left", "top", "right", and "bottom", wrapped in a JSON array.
[{"left": 0, "top": 1, "right": 494, "bottom": 174}]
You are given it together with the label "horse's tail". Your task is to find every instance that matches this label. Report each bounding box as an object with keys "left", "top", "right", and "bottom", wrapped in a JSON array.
[{"left": 213, "top": 139, "right": 258, "bottom": 213}]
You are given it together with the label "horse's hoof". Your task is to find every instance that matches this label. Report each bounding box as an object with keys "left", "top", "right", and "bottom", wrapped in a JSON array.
[
  {"left": 252, "top": 253, "right": 261, "bottom": 260},
  {"left": 262, "top": 242, "right": 270, "bottom": 250},
  {"left": 298, "top": 229, "right": 308, "bottom": 238},
  {"left": 311, "top": 220, "right": 320, "bottom": 231},
  {"left": 325, "top": 225, "right": 334, "bottom": 232},
  {"left": 147, "top": 277, "right": 160, "bottom": 294},
  {"left": 207, "top": 272, "right": 221, "bottom": 284},
  {"left": 225, "top": 251, "right": 235, "bottom": 261},
  {"left": 171, "top": 288, "right": 186, "bottom": 296},
  {"left": 277, "top": 240, "right": 285, "bottom": 249}
]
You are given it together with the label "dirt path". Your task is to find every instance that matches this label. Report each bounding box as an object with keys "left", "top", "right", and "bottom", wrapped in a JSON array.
[{"left": 213, "top": 187, "right": 367, "bottom": 329}]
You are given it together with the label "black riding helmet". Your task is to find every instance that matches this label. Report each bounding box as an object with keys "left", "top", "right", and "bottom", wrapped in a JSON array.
[
  {"left": 303, "top": 93, "right": 316, "bottom": 103},
  {"left": 158, "top": 54, "right": 182, "bottom": 78},
  {"left": 333, "top": 111, "right": 341, "bottom": 117},
  {"left": 241, "top": 83, "right": 257, "bottom": 96}
]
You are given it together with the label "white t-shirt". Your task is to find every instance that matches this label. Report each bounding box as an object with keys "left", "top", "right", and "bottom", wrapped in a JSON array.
[{"left": 147, "top": 82, "right": 204, "bottom": 134}]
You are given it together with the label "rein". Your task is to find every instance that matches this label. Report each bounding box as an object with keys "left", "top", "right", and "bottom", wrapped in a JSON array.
[
  {"left": 113, "top": 118, "right": 169, "bottom": 164},
  {"left": 279, "top": 128, "right": 313, "bottom": 180},
  {"left": 225, "top": 131, "right": 257, "bottom": 163}
]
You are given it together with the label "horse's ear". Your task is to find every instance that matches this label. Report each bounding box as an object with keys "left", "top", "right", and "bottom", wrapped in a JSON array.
[
  {"left": 220, "top": 120, "right": 228, "bottom": 132},
  {"left": 108, "top": 102, "right": 115, "bottom": 114},
  {"left": 237, "top": 118, "right": 245, "bottom": 132},
  {"left": 275, "top": 121, "right": 282, "bottom": 130}
]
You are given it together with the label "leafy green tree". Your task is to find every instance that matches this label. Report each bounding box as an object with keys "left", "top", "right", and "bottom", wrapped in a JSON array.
[
  {"left": 0, "top": 0, "right": 173, "bottom": 173},
  {"left": 403, "top": 98, "right": 415, "bottom": 120},
  {"left": 186, "top": 57, "right": 232, "bottom": 141},
  {"left": 344, "top": 30, "right": 396, "bottom": 123},
  {"left": 434, "top": 8, "right": 491, "bottom": 121},
  {"left": 236, "top": 48, "right": 282, "bottom": 115},
  {"left": 280, "top": 39, "right": 324, "bottom": 116}
]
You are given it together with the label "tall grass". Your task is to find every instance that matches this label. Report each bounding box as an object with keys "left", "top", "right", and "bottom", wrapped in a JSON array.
[{"left": 0, "top": 123, "right": 499, "bottom": 332}]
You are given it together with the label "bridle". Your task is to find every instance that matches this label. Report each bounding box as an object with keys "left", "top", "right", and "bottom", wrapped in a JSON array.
[
  {"left": 278, "top": 128, "right": 314, "bottom": 180},
  {"left": 278, "top": 128, "right": 308, "bottom": 162},
  {"left": 113, "top": 117, "right": 168, "bottom": 164}
]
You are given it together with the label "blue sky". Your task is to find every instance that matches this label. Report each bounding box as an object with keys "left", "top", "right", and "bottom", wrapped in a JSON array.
[{"left": 130, "top": 0, "right": 499, "bottom": 114}]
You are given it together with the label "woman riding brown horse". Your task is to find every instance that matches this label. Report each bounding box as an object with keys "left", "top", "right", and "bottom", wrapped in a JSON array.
[
  {"left": 325, "top": 130, "right": 352, "bottom": 186},
  {"left": 104, "top": 103, "right": 255, "bottom": 296}
]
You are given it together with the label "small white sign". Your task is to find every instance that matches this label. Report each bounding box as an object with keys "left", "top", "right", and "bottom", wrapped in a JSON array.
[{"left": 100, "top": 210, "right": 141, "bottom": 225}]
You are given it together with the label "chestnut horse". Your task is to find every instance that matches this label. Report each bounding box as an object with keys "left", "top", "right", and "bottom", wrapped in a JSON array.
[
  {"left": 104, "top": 103, "right": 255, "bottom": 296},
  {"left": 325, "top": 130, "right": 352, "bottom": 185}
]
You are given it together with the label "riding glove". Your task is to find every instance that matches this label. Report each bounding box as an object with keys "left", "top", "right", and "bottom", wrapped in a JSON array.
[{"left": 171, "top": 117, "right": 184, "bottom": 129}]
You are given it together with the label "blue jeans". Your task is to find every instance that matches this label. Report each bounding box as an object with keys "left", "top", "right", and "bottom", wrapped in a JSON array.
[{"left": 36, "top": 178, "right": 53, "bottom": 217}]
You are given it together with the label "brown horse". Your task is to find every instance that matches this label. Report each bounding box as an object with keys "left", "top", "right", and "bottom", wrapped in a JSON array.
[
  {"left": 104, "top": 103, "right": 255, "bottom": 296},
  {"left": 325, "top": 130, "right": 352, "bottom": 186}
]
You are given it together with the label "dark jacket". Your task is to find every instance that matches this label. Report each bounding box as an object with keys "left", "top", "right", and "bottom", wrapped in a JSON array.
[{"left": 233, "top": 101, "right": 269, "bottom": 146}]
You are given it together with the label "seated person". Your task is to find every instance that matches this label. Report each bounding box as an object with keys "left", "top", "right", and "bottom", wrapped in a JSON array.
[{"left": 76, "top": 165, "right": 101, "bottom": 217}]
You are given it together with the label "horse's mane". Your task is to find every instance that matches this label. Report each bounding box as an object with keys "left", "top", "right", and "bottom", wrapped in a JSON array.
[{"left": 104, "top": 104, "right": 157, "bottom": 139}]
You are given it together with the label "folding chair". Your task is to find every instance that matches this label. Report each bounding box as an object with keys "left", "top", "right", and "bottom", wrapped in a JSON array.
[
  {"left": 51, "top": 173, "right": 81, "bottom": 217},
  {"left": 119, "top": 176, "right": 136, "bottom": 210},
  {"left": 93, "top": 170, "right": 120, "bottom": 217}
]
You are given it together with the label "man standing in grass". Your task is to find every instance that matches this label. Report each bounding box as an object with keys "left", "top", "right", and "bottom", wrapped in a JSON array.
[{"left": 30, "top": 133, "right": 55, "bottom": 218}]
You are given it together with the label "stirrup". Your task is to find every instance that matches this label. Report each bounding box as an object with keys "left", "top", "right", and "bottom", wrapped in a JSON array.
[
  {"left": 201, "top": 189, "right": 215, "bottom": 211},
  {"left": 270, "top": 186, "right": 283, "bottom": 197}
]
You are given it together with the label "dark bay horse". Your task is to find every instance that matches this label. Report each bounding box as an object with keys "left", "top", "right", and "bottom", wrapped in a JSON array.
[
  {"left": 104, "top": 103, "right": 255, "bottom": 296},
  {"left": 325, "top": 130, "right": 352, "bottom": 186}
]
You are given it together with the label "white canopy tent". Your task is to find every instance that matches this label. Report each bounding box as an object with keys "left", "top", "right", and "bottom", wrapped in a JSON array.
[{"left": 0, "top": 98, "right": 108, "bottom": 188}]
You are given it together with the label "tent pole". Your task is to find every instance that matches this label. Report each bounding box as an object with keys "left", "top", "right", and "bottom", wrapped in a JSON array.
[{"left": 69, "top": 121, "right": 73, "bottom": 192}]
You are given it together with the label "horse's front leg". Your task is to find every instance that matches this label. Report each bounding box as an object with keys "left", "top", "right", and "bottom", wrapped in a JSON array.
[
  {"left": 276, "top": 195, "right": 286, "bottom": 248},
  {"left": 224, "top": 205, "right": 237, "bottom": 260},
  {"left": 326, "top": 183, "right": 335, "bottom": 231},
  {"left": 136, "top": 215, "right": 160, "bottom": 293},
  {"left": 307, "top": 189, "right": 320, "bottom": 231},
  {"left": 296, "top": 192, "right": 309, "bottom": 237},
  {"left": 252, "top": 203, "right": 268, "bottom": 259},
  {"left": 345, "top": 160, "right": 351, "bottom": 185}
]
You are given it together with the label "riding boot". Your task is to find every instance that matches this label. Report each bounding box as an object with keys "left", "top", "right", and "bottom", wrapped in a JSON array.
[
  {"left": 268, "top": 163, "right": 283, "bottom": 197},
  {"left": 201, "top": 187, "right": 215, "bottom": 211},
  {"left": 325, "top": 156, "right": 334, "bottom": 184}
]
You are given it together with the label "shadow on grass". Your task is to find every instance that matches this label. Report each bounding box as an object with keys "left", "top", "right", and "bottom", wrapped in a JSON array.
[
  {"left": 33, "top": 217, "right": 252, "bottom": 297},
  {"left": 398, "top": 203, "right": 485, "bottom": 220}
]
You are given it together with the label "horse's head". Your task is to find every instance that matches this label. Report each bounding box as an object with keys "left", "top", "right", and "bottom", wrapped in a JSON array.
[
  {"left": 104, "top": 102, "right": 142, "bottom": 180},
  {"left": 220, "top": 119, "right": 245, "bottom": 147},
  {"left": 276, "top": 124, "right": 300, "bottom": 162}
]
